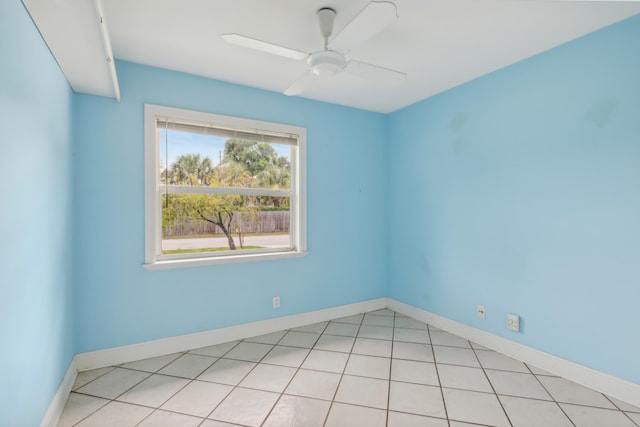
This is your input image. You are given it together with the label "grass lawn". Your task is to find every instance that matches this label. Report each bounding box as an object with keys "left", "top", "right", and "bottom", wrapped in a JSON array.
[{"left": 164, "top": 232, "right": 287, "bottom": 240}]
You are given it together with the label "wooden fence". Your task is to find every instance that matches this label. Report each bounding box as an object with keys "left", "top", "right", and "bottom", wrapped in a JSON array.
[{"left": 164, "top": 210, "right": 290, "bottom": 236}]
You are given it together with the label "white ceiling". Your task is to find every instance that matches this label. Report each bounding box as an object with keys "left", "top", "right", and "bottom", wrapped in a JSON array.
[{"left": 24, "top": 0, "right": 640, "bottom": 113}]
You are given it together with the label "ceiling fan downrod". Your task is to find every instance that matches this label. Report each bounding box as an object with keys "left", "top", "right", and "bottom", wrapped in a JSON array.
[
  {"left": 310, "top": 7, "right": 346, "bottom": 76},
  {"left": 317, "top": 7, "right": 336, "bottom": 49}
]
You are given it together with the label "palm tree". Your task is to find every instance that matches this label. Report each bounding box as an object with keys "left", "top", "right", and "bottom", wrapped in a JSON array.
[
  {"left": 256, "top": 165, "right": 290, "bottom": 208},
  {"left": 169, "top": 154, "right": 213, "bottom": 185},
  {"left": 256, "top": 165, "right": 290, "bottom": 189}
]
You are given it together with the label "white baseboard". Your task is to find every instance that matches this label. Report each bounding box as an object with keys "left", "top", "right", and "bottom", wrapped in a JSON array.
[
  {"left": 48, "top": 296, "right": 638, "bottom": 426},
  {"left": 75, "top": 297, "right": 387, "bottom": 372},
  {"left": 387, "top": 297, "right": 640, "bottom": 409},
  {"left": 41, "top": 297, "right": 383, "bottom": 426},
  {"left": 40, "top": 355, "right": 78, "bottom": 427}
]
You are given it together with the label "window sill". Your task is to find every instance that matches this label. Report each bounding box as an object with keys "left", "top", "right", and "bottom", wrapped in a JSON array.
[{"left": 143, "top": 250, "right": 308, "bottom": 270}]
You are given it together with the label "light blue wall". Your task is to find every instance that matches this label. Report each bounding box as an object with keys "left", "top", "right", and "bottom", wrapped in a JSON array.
[
  {"left": 389, "top": 15, "right": 640, "bottom": 384},
  {"left": 72, "top": 61, "right": 389, "bottom": 353},
  {"left": 0, "top": 1, "right": 74, "bottom": 425},
  {"left": 3, "top": 1, "right": 639, "bottom": 421}
]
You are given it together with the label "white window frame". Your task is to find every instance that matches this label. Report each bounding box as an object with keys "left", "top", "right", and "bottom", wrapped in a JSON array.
[{"left": 143, "top": 104, "right": 307, "bottom": 270}]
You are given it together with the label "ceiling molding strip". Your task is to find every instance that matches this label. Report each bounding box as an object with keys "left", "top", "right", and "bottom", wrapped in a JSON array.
[{"left": 94, "top": 0, "right": 120, "bottom": 102}]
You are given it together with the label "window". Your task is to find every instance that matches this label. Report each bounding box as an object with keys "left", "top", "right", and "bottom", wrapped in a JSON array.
[{"left": 144, "top": 104, "right": 306, "bottom": 269}]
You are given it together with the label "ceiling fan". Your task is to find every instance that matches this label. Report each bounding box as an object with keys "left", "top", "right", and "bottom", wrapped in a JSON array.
[{"left": 222, "top": 1, "right": 407, "bottom": 96}]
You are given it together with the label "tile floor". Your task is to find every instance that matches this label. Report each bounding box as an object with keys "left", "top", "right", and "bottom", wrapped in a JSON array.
[{"left": 58, "top": 309, "right": 640, "bottom": 427}]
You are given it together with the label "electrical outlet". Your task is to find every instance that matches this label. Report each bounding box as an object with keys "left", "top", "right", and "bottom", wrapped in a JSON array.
[
  {"left": 272, "top": 296, "right": 280, "bottom": 309},
  {"left": 477, "top": 305, "right": 486, "bottom": 319},
  {"left": 507, "top": 313, "right": 520, "bottom": 332}
]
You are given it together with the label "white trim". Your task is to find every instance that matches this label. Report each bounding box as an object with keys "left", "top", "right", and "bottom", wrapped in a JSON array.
[
  {"left": 75, "top": 298, "right": 386, "bottom": 371},
  {"left": 43, "top": 297, "right": 640, "bottom": 424},
  {"left": 144, "top": 104, "right": 307, "bottom": 267},
  {"left": 144, "top": 104, "right": 158, "bottom": 265},
  {"left": 162, "top": 185, "right": 290, "bottom": 197},
  {"left": 295, "top": 130, "right": 307, "bottom": 252},
  {"left": 93, "top": 0, "right": 120, "bottom": 102},
  {"left": 386, "top": 298, "right": 640, "bottom": 408},
  {"left": 150, "top": 105, "right": 304, "bottom": 140},
  {"left": 40, "top": 356, "right": 78, "bottom": 427},
  {"left": 158, "top": 246, "right": 292, "bottom": 262},
  {"left": 144, "top": 249, "right": 307, "bottom": 270}
]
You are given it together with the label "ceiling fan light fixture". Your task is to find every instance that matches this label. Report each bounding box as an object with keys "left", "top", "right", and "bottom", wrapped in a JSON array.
[{"left": 308, "top": 50, "right": 346, "bottom": 76}]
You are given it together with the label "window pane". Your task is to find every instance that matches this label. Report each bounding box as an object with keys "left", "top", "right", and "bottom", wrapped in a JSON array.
[
  {"left": 161, "top": 194, "right": 290, "bottom": 254},
  {"left": 159, "top": 128, "right": 291, "bottom": 190},
  {"left": 146, "top": 104, "right": 305, "bottom": 267}
]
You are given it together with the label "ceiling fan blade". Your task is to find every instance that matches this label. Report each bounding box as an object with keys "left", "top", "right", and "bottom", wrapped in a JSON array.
[
  {"left": 283, "top": 72, "right": 317, "bottom": 96},
  {"left": 329, "top": 1, "right": 398, "bottom": 52},
  {"left": 345, "top": 60, "right": 406, "bottom": 84},
  {"left": 222, "top": 34, "right": 309, "bottom": 61}
]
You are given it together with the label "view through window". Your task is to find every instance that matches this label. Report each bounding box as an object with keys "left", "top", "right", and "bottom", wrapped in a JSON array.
[{"left": 144, "top": 105, "right": 306, "bottom": 267}]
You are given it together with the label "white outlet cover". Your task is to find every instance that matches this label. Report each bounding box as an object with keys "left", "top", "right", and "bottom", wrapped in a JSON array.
[
  {"left": 477, "top": 305, "right": 486, "bottom": 319},
  {"left": 507, "top": 313, "right": 520, "bottom": 332}
]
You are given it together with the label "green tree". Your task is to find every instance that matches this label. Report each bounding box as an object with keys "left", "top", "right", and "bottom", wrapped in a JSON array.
[
  {"left": 163, "top": 163, "right": 254, "bottom": 250},
  {"left": 224, "top": 139, "right": 289, "bottom": 177},
  {"left": 168, "top": 193, "right": 245, "bottom": 250},
  {"left": 256, "top": 165, "right": 290, "bottom": 208},
  {"left": 256, "top": 165, "right": 290, "bottom": 188},
  {"left": 162, "top": 140, "right": 291, "bottom": 250},
  {"left": 168, "top": 153, "right": 213, "bottom": 185}
]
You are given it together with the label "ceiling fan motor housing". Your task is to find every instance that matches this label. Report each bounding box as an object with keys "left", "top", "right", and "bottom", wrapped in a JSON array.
[
  {"left": 317, "top": 8, "right": 336, "bottom": 39},
  {"left": 308, "top": 50, "right": 346, "bottom": 76}
]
